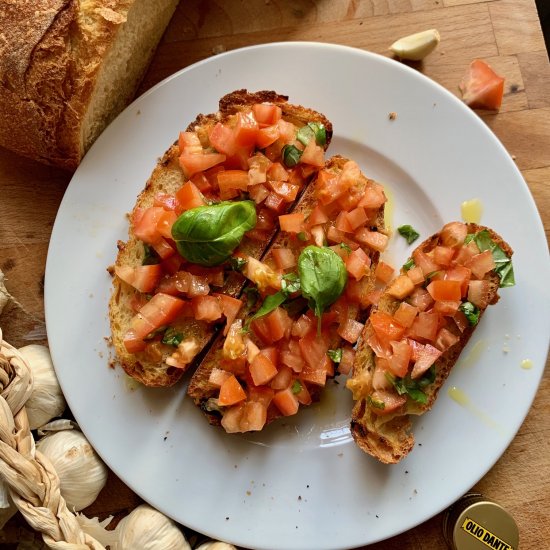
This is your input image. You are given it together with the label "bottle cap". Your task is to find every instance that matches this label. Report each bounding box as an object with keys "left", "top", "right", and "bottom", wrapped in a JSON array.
[{"left": 443, "top": 493, "right": 519, "bottom": 550}]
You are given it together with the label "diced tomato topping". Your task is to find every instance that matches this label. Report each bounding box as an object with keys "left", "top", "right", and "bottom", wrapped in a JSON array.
[
  {"left": 393, "top": 302, "right": 418, "bottom": 328},
  {"left": 209, "top": 367, "right": 232, "bottom": 387},
  {"left": 409, "top": 311, "right": 439, "bottom": 342},
  {"left": 346, "top": 247, "right": 371, "bottom": 280},
  {"left": 155, "top": 210, "right": 178, "bottom": 240},
  {"left": 338, "top": 318, "right": 364, "bottom": 344},
  {"left": 217, "top": 170, "right": 249, "bottom": 199},
  {"left": 251, "top": 316, "right": 275, "bottom": 345},
  {"left": 358, "top": 183, "right": 387, "bottom": 209},
  {"left": 408, "top": 287, "right": 434, "bottom": 312},
  {"left": 265, "top": 192, "right": 287, "bottom": 214},
  {"left": 130, "top": 293, "right": 186, "bottom": 339},
  {"left": 370, "top": 390, "right": 407, "bottom": 416},
  {"left": 249, "top": 353, "right": 278, "bottom": 386},
  {"left": 407, "top": 266, "right": 425, "bottom": 285},
  {"left": 179, "top": 152, "right": 226, "bottom": 178},
  {"left": 355, "top": 229, "right": 389, "bottom": 252},
  {"left": 433, "top": 300, "right": 461, "bottom": 316},
  {"left": 161, "top": 254, "right": 184, "bottom": 276},
  {"left": 270, "top": 366, "right": 293, "bottom": 390},
  {"left": 151, "top": 238, "right": 176, "bottom": 260},
  {"left": 272, "top": 248, "right": 296, "bottom": 270},
  {"left": 389, "top": 340, "right": 412, "bottom": 377},
  {"left": 272, "top": 388, "right": 299, "bottom": 416},
  {"left": 115, "top": 264, "right": 162, "bottom": 293},
  {"left": 387, "top": 275, "right": 415, "bottom": 300},
  {"left": 218, "top": 375, "right": 247, "bottom": 406},
  {"left": 256, "top": 124, "right": 280, "bottom": 149},
  {"left": 277, "top": 119, "right": 296, "bottom": 143},
  {"left": 466, "top": 250, "right": 496, "bottom": 279},
  {"left": 175, "top": 181, "right": 206, "bottom": 212},
  {"left": 338, "top": 346, "right": 356, "bottom": 375},
  {"left": 308, "top": 205, "right": 329, "bottom": 226},
  {"left": 216, "top": 295, "right": 242, "bottom": 335},
  {"left": 370, "top": 311, "right": 406, "bottom": 344},
  {"left": 375, "top": 261, "right": 394, "bottom": 284},
  {"left": 453, "top": 310, "right": 470, "bottom": 333},
  {"left": 412, "top": 249, "right": 440, "bottom": 276},
  {"left": 444, "top": 266, "right": 471, "bottom": 297},
  {"left": 253, "top": 103, "right": 282, "bottom": 126},
  {"left": 411, "top": 343, "right": 441, "bottom": 379},
  {"left": 300, "top": 139, "right": 325, "bottom": 167},
  {"left": 346, "top": 207, "right": 368, "bottom": 230},
  {"left": 191, "top": 295, "right": 223, "bottom": 321},
  {"left": 268, "top": 180, "right": 300, "bottom": 203},
  {"left": 267, "top": 162, "right": 289, "bottom": 182},
  {"left": 440, "top": 222, "right": 468, "bottom": 248},
  {"left": 459, "top": 59, "right": 505, "bottom": 111},
  {"left": 467, "top": 279, "right": 490, "bottom": 309},
  {"left": 279, "top": 212, "right": 305, "bottom": 233},
  {"left": 123, "top": 330, "right": 147, "bottom": 353},
  {"left": 234, "top": 111, "right": 259, "bottom": 147},
  {"left": 293, "top": 381, "right": 312, "bottom": 405},
  {"left": 433, "top": 246, "right": 455, "bottom": 266},
  {"left": 335, "top": 211, "right": 354, "bottom": 233},
  {"left": 153, "top": 193, "right": 178, "bottom": 211},
  {"left": 178, "top": 131, "right": 202, "bottom": 154},
  {"left": 133, "top": 206, "right": 165, "bottom": 244},
  {"left": 435, "top": 327, "right": 460, "bottom": 352},
  {"left": 248, "top": 183, "right": 270, "bottom": 204},
  {"left": 209, "top": 122, "right": 237, "bottom": 156},
  {"left": 427, "top": 280, "right": 462, "bottom": 302},
  {"left": 266, "top": 307, "right": 292, "bottom": 342}
]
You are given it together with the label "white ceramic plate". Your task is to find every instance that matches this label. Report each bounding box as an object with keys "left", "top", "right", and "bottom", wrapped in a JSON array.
[{"left": 45, "top": 43, "right": 549, "bottom": 550}]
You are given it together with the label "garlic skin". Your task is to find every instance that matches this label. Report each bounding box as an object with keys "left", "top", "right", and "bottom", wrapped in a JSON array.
[
  {"left": 196, "top": 542, "right": 237, "bottom": 550},
  {"left": 114, "top": 504, "right": 191, "bottom": 550},
  {"left": 390, "top": 29, "right": 440, "bottom": 61},
  {"left": 36, "top": 429, "right": 108, "bottom": 511},
  {"left": 18, "top": 344, "right": 67, "bottom": 430}
]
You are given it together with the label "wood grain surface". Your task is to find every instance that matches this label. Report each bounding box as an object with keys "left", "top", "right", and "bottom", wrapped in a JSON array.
[{"left": 0, "top": 0, "right": 548, "bottom": 548}]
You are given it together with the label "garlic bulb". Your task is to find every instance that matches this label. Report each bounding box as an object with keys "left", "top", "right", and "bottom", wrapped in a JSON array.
[
  {"left": 196, "top": 542, "right": 237, "bottom": 550},
  {"left": 114, "top": 504, "right": 191, "bottom": 550},
  {"left": 36, "top": 429, "right": 108, "bottom": 511},
  {"left": 18, "top": 344, "right": 66, "bottom": 430}
]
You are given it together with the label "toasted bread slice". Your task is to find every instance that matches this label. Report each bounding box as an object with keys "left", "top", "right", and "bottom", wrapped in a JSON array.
[
  {"left": 347, "top": 223, "right": 513, "bottom": 463},
  {"left": 109, "top": 90, "right": 333, "bottom": 387},
  {"left": 188, "top": 155, "right": 387, "bottom": 430}
]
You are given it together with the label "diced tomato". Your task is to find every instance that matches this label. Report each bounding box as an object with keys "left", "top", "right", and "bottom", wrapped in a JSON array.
[
  {"left": 369, "top": 390, "right": 407, "bottom": 416},
  {"left": 268, "top": 180, "right": 300, "bottom": 202},
  {"left": 453, "top": 310, "right": 470, "bottom": 333},
  {"left": 133, "top": 206, "right": 165, "bottom": 244},
  {"left": 265, "top": 192, "right": 287, "bottom": 214},
  {"left": 291, "top": 314, "right": 314, "bottom": 338},
  {"left": 435, "top": 327, "right": 460, "bottom": 352},
  {"left": 338, "top": 346, "right": 356, "bottom": 375},
  {"left": 267, "top": 162, "right": 289, "bottom": 182},
  {"left": 179, "top": 152, "right": 226, "bottom": 178},
  {"left": 251, "top": 316, "right": 275, "bottom": 345},
  {"left": 266, "top": 307, "right": 292, "bottom": 342},
  {"left": 407, "top": 266, "right": 425, "bottom": 285},
  {"left": 240, "top": 401, "right": 268, "bottom": 432},
  {"left": 393, "top": 302, "right": 418, "bottom": 328},
  {"left": 223, "top": 320, "right": 246, "bottom": 360},
  {"left": 178, "top": 131, "right": 202, "bottom": 154},
  {"left": 270, "top": 366, "right": 293, "bottom": 391},
  {"left": 272, "top": 388, "right": 299, "bottom": 416},
  {"left": 154, "top": 193, "right": 178, "bottom": 211},
  {"left": 454, "top": 244, "right": 477, "bottom": 266},
  {"left": 315, "top": 170, "right": 343, "bottom": 205},
  {"left": 217, "top": 295, "right": 243, "bottom": 335},
  {"left": 191, "top": 295, "right": 223, "bottom": 321},
  {"left": 209, "top": 122, "right": 237, "bottom": 156},
  {"left": 345, "top": 207, "right": 368, "bottom": 230},
  {"left": 338, "top": 318, "right": 364, "bottom": 344},
  {"left": 298, "top": 332, "right": 330, "bottom": 371},
  {"left": 444, "top": 266, "right": 471, "bottom": 297},
  {"left": 427, "top": 280, "right": 462, "bottom": 302},
  {"left": 358, "top": 183, "right": 387, "bottom": 209},
  {"left": 130, "top": 293, "right": 186, "bottom": 339},
  {"left": 441, "top": 222, "right": 468, "bottom": 248},
  {"left": 175, "top": 181, "right": 206, "bottom": 212},
  {"left": 346, "top": 247, "right": 371, "bottom": 280},
  {"left": 160, "top": 254, "right": 184, "bottom": 276},
  {"left": 151, "top": 238, "right": 176, "bottom": 260},
  {"left": 280, "top": 349, "right": 305, "bottom": 373},
  {"left": 466, "top": 250, "right": 496, "bottom": 279},
  {"left": 335, "top": 211, "right": 354, "bottom": 233},
  {"left": 253, "top": 103, "right": 282, "bottom": 126},
  {"left": 412, "top": 249, "right": 440, "bottom": 276},
  {"left": 249, "top": 353, "right": 278, "bottom": 386},
  {"left": 220, "top": 404, "right": 243, "bottom": 433},
  {"left": 409, "top": 311, "right": 439, "bottom": 342},
  {"left": 368, "top": 333, "right": 392, "bottom": 359},
  {"left": 374, "top": 261, "right": 394, "bottom": 284},
  {"left": 234, "top": 111, "right": 259, "bottom": 147},
  {"left": 389, "top": 340, "right": 412, "bottom": 377},
  {"left": 209, "top": 367, "right": 232, "bottom": 387},
  {"left": 372, "top": 359, "right": 392, "bottom": 390},
  {"left": 123, "top": 330, "right": 147, "bottom": 353},
  {"left": 411, "top": 343, "right": 441, "bottom": 379},
  {"left": 248, "top": 386, "right": 275, "bottom": 407},
  {"left": 279, "top": 212, "right": 305, "bottom": 233},
  {"left": 218, "top": 375, "right": 247, "bottom": 406},
  {"left": 217, "top": 170, "right": 249, "bottom": 198},
  {"left": 308, "top": 205, "right": 329, "bottom": 226},
  {"left": 156, "top": 210, "right": 178, "bottom": 240},
  {"left": 459, "top": 59, "right": 505, "bottom": 111},
  {"left": 355, "top": 229, "right": 389, "bottom": 252},
  {"left": 248, "top": 183, "right": 270, "bottom": 204},
  {"left": 244, "top": 257, "right": 280, "bottom": 291},
  {"left": 300, "top": 363, "right": 327, "bottom": 386},
  {"left": 467, "top": 279, "right": 490, "bottom": 309},
  {"left": 256, "top": 124, "right": 280, "bottom": 148},
  {"left": 277, "top": 119, "right": 296, "bottom": 143},
  {"left": 300, "top": 139, "right": 325, "bottom": 167},
  {"left": 293, "top": 381, "right": 312, "bottom": 405},
  {"left": 365, "top": 289, "right": 383, "bottom": 306},
  {"left": 115, "top": 264, "right": 162, "bottom": 293},
  {"left": 433, "top": 246, "right": 455, "bottom": 266},
  {"left": 408, "top": 287, "right": 434, "bottom": 312},
  {"left": 272, "top": 248, "right": 296, "bottom": 270},
  {"left": 387, "top": 275, "right": 414, "bottom": 300},
  {"left": 433, "top": 300, "right": 461, "bottom": 316},
  {"left": 189, "top": 172, "right": 213, "bottom": 195},
  {"left": 370, "top": 311, "right": 405, "bottom": 344}
]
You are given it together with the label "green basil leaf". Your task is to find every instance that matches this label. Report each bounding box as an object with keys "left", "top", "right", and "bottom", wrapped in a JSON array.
[
  {"left": 142, "top": 244, "right": 160, "bottom": 266},
  {"left": 387, "top": 365, "right": 437, "bottom": 403},
  {"left": 171, "top": 200, "right": 257, "bottom": 267},
  {"left": 281, "top": 272, "right": 301, "bottom": 294},
  {"left": 472, "top": 230, "right": 515, "bottom": 287},
  {"left": 397, "top": 224, "right": 420, "bottom": 245},
  {"left": 367, "top": 395, "right": 385, "bottom": 410},
  {"left": 406, "top": 388, "right": 428, "bottom": 404},
  {"left": 327, "top": 348, "right": 343, "bottom": 363},
  {"left": 340, "top": 242, "right": 352, "bottom": 254},
  {"left": 459, "top": 301, "right": 480, "bottom": 326},
  {"left": 162, "top": 328, "right": 183, "bottom": 347},
  {"left": 402, "top": 257, "right": 415, "bottom": 271},
  {"left": 291, "top": 380, "right": 303, "bottom": 394},
  {"left": 296, "top": 122, "right": 327, "bottom": 147},
  {"left": 247, "top": 291, "right": 287, "bottom": 325},
  {"left": 230, "top": 256, "right": 248, "bottom": 272},
  {"left": 417, "top": 365, "right": 436, "bottom": 387},
  {"left": 243, "top": 287, "right": 259, "bottom": 308},
  {"left": 282, "top": 144, "right": 302, "bottom": 167},
  {"left": 298, "top": 246, "right": 347, "bottom": 322},
  {"left": 464, "top": 233, "right": 476, "bottom": 245},
  {"left": 297, "top": 231, "right": 308, "bottom": 242}
]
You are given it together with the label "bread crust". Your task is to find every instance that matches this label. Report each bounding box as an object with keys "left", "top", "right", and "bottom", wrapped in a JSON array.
[
  {"left": 109, "top": 90, "right": 333, "bottom": 387},
  {"left": 348, "top": 223, "right": 513, "bottom": 463},
  {"left": 187, "top": 155, "right": 386, "bottom": 428}
]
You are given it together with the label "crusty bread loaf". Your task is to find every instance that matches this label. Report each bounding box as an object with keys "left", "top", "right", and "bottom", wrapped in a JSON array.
[
  {"left": 0, "top": 0, "right": 179, "bottom": 169},
  {"left": 347, "top": 224, "right": 513, "bottom": 463},
  {"left": 187, "top": 155, "right": 387, "bottom": 427},
  {"left": 109, "top": 90, "right": 333, "bottom": 387}
]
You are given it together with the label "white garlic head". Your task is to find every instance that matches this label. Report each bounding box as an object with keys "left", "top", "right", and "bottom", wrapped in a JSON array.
[
  {"left": 196, "top": 542, "right": 237, "bottom": 550},
  {"left": 18, "top": 344, "right": 66, "bottom": 430},
  {"left": 36, "top": 429, "right": 108, "bottom": 511},
  {"left": 114, "top": 504, "right": 191, "bottom": 550}
]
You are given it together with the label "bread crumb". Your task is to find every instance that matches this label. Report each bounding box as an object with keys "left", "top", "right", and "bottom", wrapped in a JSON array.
[{"left": 389, "top": 112, "right": 397, "bottom": 120}]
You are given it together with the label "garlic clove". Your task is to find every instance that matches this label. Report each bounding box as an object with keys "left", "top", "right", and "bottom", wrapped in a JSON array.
[
  {"left": 18, "top": 344, "right": 67, "bottom": 430},
  {"left": 196, "top": 542, "right": 238, "bottom": 550},
  {"left": 36, "top": 428, "right": 108, "bottom": 511},
  {"left": 389, "top": 29, "right": 440, "bottom": 61},
  {"left": 113, "top": 504, "right": 191, "bottom": 550}
]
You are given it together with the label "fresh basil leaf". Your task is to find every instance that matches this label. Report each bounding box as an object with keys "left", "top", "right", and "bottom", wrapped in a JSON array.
[
  {"left": 296, "top": 122, "right": 327, "bottom": 147},
  {"left": 464, "top": 233, "right": 476, "bottom": 245},
  {"left": 247, "top": 291, "right": 287, "bottom": 325},
  {"left": 327, "top": 348, "right": 343, "bottom": 363},
  {"left": 340, "top": 242, "right": 352, "bottom": 254},
  {"left": 297, "top": 231, "right": 308, "bottom": 242},
  {"left": 367, "top": 395, "right": 385, "bottom": 410},
  {"left": 402, "top": 257, "right": 415, "bottom": 271},
  {"left": 387, "top": 366, "right": 437, "bottom": 403},
  {"left": 417, "top": 365, "right": 436, "bottom": 387},
  {"left": 459, "top": 301, "right": 480, "bottom": 326},
  {"left": 142, "top": 244, "right": 160, "bottom": 266},
  {"left": 172, "top": 200, "right": 257, "bottom": 267},
  {"left": 243, "top": 287, "right": 259, "bottom": 308},
  {"left": 406, "top": 388, "right": 428, "bottom": 404},
  {"left": 291, "top": 380, "right": 303, "bottom": 394},
  {"left": 425, "top": 270, "right": 441, "bottom": 283},
  {"left": 282, "top": 144, "right": 302, "bottom": 167},
  {"left": 298, "top": 246, "right": 347, "bottom": 324},
  {"left": 230, "top": 256, "right": 248, "bottom": 272},
  {"left": 397, "top": 224, "right": 420, "bottom": 245},
  {"left": 162, "top": 328, "right": 183, "bottom": 347},
  {"left": 281, "top": 272, "right": 301, "bottom": 294},
  {"left": 472, "top": 230, "right": 515, "bottom": 287}
]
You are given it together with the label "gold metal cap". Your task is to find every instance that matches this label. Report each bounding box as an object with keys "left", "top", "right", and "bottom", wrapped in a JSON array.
[{"left": 443, "top": 493, "right": 519, "bottom": 550}]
